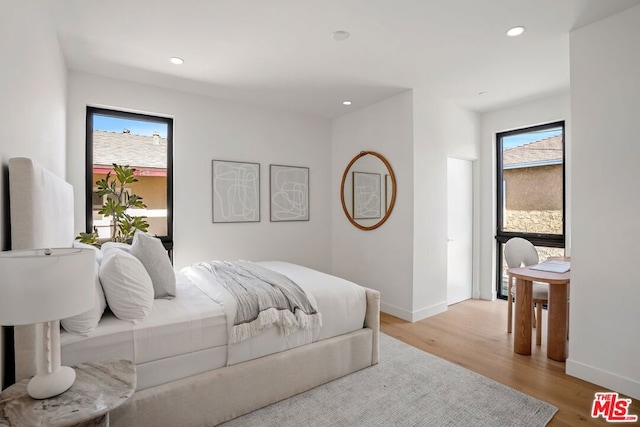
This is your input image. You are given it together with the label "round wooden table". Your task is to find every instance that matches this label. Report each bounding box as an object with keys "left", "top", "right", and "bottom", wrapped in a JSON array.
[{"left": 507, "top": 266, "right": 570, "bottom": 361}]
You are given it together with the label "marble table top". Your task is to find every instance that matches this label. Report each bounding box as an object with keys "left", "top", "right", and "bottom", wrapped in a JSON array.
[{"left": 0, "top": 360, "right": 135, "bottom": 427}]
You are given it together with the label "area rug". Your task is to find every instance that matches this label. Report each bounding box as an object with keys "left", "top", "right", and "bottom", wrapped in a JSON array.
[{"left": 221, "top": 333, "right": 557, "bottom": 426}]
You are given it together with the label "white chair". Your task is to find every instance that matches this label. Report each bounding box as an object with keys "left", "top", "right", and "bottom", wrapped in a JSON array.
[{"left": 505, "top": 237, "right": 548, "bottom": 346}]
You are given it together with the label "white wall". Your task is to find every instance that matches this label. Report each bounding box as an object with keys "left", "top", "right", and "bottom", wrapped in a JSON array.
[
  {"left": 413, "top": 92, "right": 479, "bottom": 319},
  {"left": 0, "top": 0, "right": 68, "bottom": 389},
  {"left": 479, "top": 93, "right": 571, "bottom": 300},
  {"left": 567, "top": 5, "right": 640, "bottom": 400},
  {"left": 331, "top": 90, "right": 479, "bottom": 322},
  {"left": 443, "top": 100, "right": 481, "bottom": 301},
  {"left": 67, "top": 72, "right": 332, "bottom": 272},
  {"left": 331, "top": 91, "right": 415, "bottom": 319}
]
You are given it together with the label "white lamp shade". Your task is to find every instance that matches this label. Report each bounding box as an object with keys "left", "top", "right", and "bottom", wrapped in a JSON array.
[{"left": 0, "top": 248, "right": 95, "bottom": 325}]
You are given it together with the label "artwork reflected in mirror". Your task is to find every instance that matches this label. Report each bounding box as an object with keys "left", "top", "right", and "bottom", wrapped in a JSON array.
[
  {"left": 340, "top": 151, "right": 396, "bottom": 231},
  {"left": 385, "top": 174, "right": 393, "bottom": 211},
  {"left": 352, "top": 172, "right": 381, "bottom": 220}
]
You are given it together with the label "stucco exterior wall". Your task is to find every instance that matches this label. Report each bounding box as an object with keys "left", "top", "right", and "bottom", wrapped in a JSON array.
[
  {"left": 504, "top": 164, "right": 562, "bottom": 210},
  {"left": 504, "top": 209, "right": 563, "bottom": 235},
  {"left": 502, "top": 164, "right": 563, "bottom": 235}
]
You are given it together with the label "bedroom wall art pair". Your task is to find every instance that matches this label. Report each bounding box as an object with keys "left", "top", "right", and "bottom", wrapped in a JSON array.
[{"left": 211, "top": 160, "right": 309, "bottom": 223}]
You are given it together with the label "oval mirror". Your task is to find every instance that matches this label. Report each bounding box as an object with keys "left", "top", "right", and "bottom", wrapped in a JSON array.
[{"left": 340, "top": 151, "right": 396, "bottom": 231}]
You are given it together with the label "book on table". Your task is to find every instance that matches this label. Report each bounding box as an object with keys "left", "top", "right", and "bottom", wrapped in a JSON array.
[{"left": 530, "top": 260, "right": 570, "bottom": 273}]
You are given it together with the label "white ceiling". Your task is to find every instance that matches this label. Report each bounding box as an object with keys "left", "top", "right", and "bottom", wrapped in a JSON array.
[{"left": 51, "top": 0, "right": 640, "bottom": 119}]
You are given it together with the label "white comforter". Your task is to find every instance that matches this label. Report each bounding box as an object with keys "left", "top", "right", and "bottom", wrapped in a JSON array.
[{"left": 184, "top": 261, "right": 367, "bottom": 365}]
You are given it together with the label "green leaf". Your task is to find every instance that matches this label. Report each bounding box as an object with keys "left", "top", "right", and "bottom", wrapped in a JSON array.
[
  {"left": 100, "top": 197, "right": 121, "bottom": 216},
  {"left": 75, "top": 231, "right": 100, "bottom": 247},
  {"left": 127, "top": 194, "right": 147, "bottom": 209},
  {"left": 131, "top": 216, "right": 149, "bottom": 232},
  {"left": 114, "top": 163, "right": 138, "bottom": 185},
  {"left": 114, "top": 204, "right": 126, "bottom": 216}
]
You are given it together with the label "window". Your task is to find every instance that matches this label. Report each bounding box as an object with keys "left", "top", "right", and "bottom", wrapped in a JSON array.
[
  {"left": 496, "top": 121, "right": 565, "bottom": 298},
  {"left": 86, "top": 107, "right": 173, "bottom": 255}
]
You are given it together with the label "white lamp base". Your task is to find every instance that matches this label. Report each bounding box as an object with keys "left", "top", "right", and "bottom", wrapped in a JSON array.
[{"left": 27, "top": 365, "right": 76, "bottom": 399}]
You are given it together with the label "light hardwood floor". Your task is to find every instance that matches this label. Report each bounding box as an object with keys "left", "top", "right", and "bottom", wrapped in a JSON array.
[{"left": 380, "top": 299, "right": 640, "bottom": 426}]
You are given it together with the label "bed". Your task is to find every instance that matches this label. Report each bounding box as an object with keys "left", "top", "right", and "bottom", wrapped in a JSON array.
[{"left": 5, "top": 157, "right": 380, "bottom": 426}]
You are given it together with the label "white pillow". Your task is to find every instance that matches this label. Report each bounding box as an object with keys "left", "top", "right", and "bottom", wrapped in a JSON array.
[
  {"left": 99, "top": 249, "right": 154, "bottom": 322},
  {"left": 101, "top": 241, "right": 132, "bottom": 255},
  {"left": 130, "top": 231, "right": 176, "bottom": 299},
  {"left": 61, "top": 260, "right": 107, "bottom": 335},
  {"left": 73, "top": 241, "right": 103, "bottom": 265}
]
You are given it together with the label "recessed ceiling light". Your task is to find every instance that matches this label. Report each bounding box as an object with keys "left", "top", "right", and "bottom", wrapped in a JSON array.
[
  {"left": 331, "top": 31, "right": 350, "bottom": 41},
  {"left": 342, "top": 100, "right": 352, "bottom": 106},
  {"left": 170, "top": 57, "right": 184, "bottom": 65},
  {"left": 506, "top": 26, "right": 526, "bottom": 37}
]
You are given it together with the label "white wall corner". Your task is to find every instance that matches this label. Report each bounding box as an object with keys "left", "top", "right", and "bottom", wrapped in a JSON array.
[
  {"left": 380, "top": 300, "right": 447, "bottom": 323},
  {"left": 568, "top": 4, "right": 640, "bottom": 399},
  {"left": 567, "top": 359, "right": 640, "bottom": 401},
  {"left": 380, "top": 302, "right": 413, "bottom": 322},
  {"left": 331, "top": 91, "right": 415, "bottom": 314},
  {"left": 411, "top": 301, "right": 448, "bottom": 322},
  {"left": 479, "top": 288, "right": 496, "bottom": 301}
]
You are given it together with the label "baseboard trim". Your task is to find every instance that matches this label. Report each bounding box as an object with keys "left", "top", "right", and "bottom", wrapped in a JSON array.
[
  {"left": 411, "top": 301, "right": 448, "bottom": 322},
  {"left": 566, "top": 358, "right": 640, "bottom": 400},
  {"left": 380, "top": 302, "right": 412, "bottom": 321},
  {"left": 479, "top": 290, "right": 496, "bottom": 301},
  {"left": 381, "top": 300, "right": 449, "bottom": 323}
]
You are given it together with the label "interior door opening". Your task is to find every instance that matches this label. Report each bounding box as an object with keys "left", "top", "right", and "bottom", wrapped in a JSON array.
[{"left": 447, "top": 157, "right": 473, "bottom": 305}]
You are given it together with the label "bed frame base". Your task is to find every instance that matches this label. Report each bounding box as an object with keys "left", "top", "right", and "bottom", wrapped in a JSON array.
[{"left": 112, "top": 328, "right": 374, "bottom": 426}]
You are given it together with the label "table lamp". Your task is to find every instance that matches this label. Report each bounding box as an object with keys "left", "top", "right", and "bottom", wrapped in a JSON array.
[{"left": 0, "top": 248, "right": 95, "bottom": 399}]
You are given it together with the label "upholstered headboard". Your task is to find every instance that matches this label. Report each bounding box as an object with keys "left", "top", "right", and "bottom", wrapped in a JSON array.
[
  {"left": 9, "top": 157, "right": 74, "bottom": 250},
  {"left": 7, "top": 157, "right": 75, "bottom": 381}
]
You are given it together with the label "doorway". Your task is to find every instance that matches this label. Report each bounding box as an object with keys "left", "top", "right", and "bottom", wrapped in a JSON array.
[{"left": 447, "top": 157, "right": 473, "bottom": 305}]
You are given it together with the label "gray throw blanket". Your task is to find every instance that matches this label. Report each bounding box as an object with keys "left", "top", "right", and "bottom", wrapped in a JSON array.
[{"left": 207, "top": 261, "right": 322, "bottom": 343}]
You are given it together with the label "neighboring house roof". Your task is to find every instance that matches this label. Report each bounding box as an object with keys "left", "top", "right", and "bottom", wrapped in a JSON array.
[
  {"left": 503, "top": 135, "right": 563, "bottom": 169},
  {"left": 93, "top": 130, "right": 167, "bottom": 170}
]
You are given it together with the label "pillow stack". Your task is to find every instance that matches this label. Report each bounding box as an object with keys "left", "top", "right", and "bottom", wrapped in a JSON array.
[
  {"left": 60, "top": 242, "right": 107, "bottom": 335},
  {"left": 100, "top": 247, "right": 155, "bottom": 322},
  {"left": 62, "top": 232, "right": 176, "bottom": 335},
  {"left": 129, "top": 231, "right": 176, "bottom": 300}
]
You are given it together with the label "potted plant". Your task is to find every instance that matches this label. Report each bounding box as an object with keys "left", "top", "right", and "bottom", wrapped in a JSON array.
[{"left": 76, "top": 164, "right": 149, "bottom": 246}]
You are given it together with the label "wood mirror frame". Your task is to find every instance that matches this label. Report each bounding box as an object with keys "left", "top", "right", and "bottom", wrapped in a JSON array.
[{"left": 340, "top": 151, "right": 397, "bottom": 231}]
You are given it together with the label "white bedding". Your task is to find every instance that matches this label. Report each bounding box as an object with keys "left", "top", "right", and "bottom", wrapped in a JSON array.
[
  {"left": 60, "top": 261, "right": 367, "bottom": 390},
  {"left": 61, "top": 273, "right": 228, "bottom": 389},
  {"left": 228, "top": 262, "right": 366, "bottom": 364}
]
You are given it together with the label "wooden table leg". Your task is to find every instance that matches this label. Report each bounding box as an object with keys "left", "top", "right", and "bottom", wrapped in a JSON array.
[
  {"left": 547, "top": 282, "right": 569, "bottom": 361},
  {"left": 514, "top": 277, "right": 532, "bottom": 355}
]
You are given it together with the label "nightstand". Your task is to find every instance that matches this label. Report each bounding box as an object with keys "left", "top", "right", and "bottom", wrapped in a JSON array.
[{"left": 0, "top": 360, "right": 135, "bottom": 427}]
